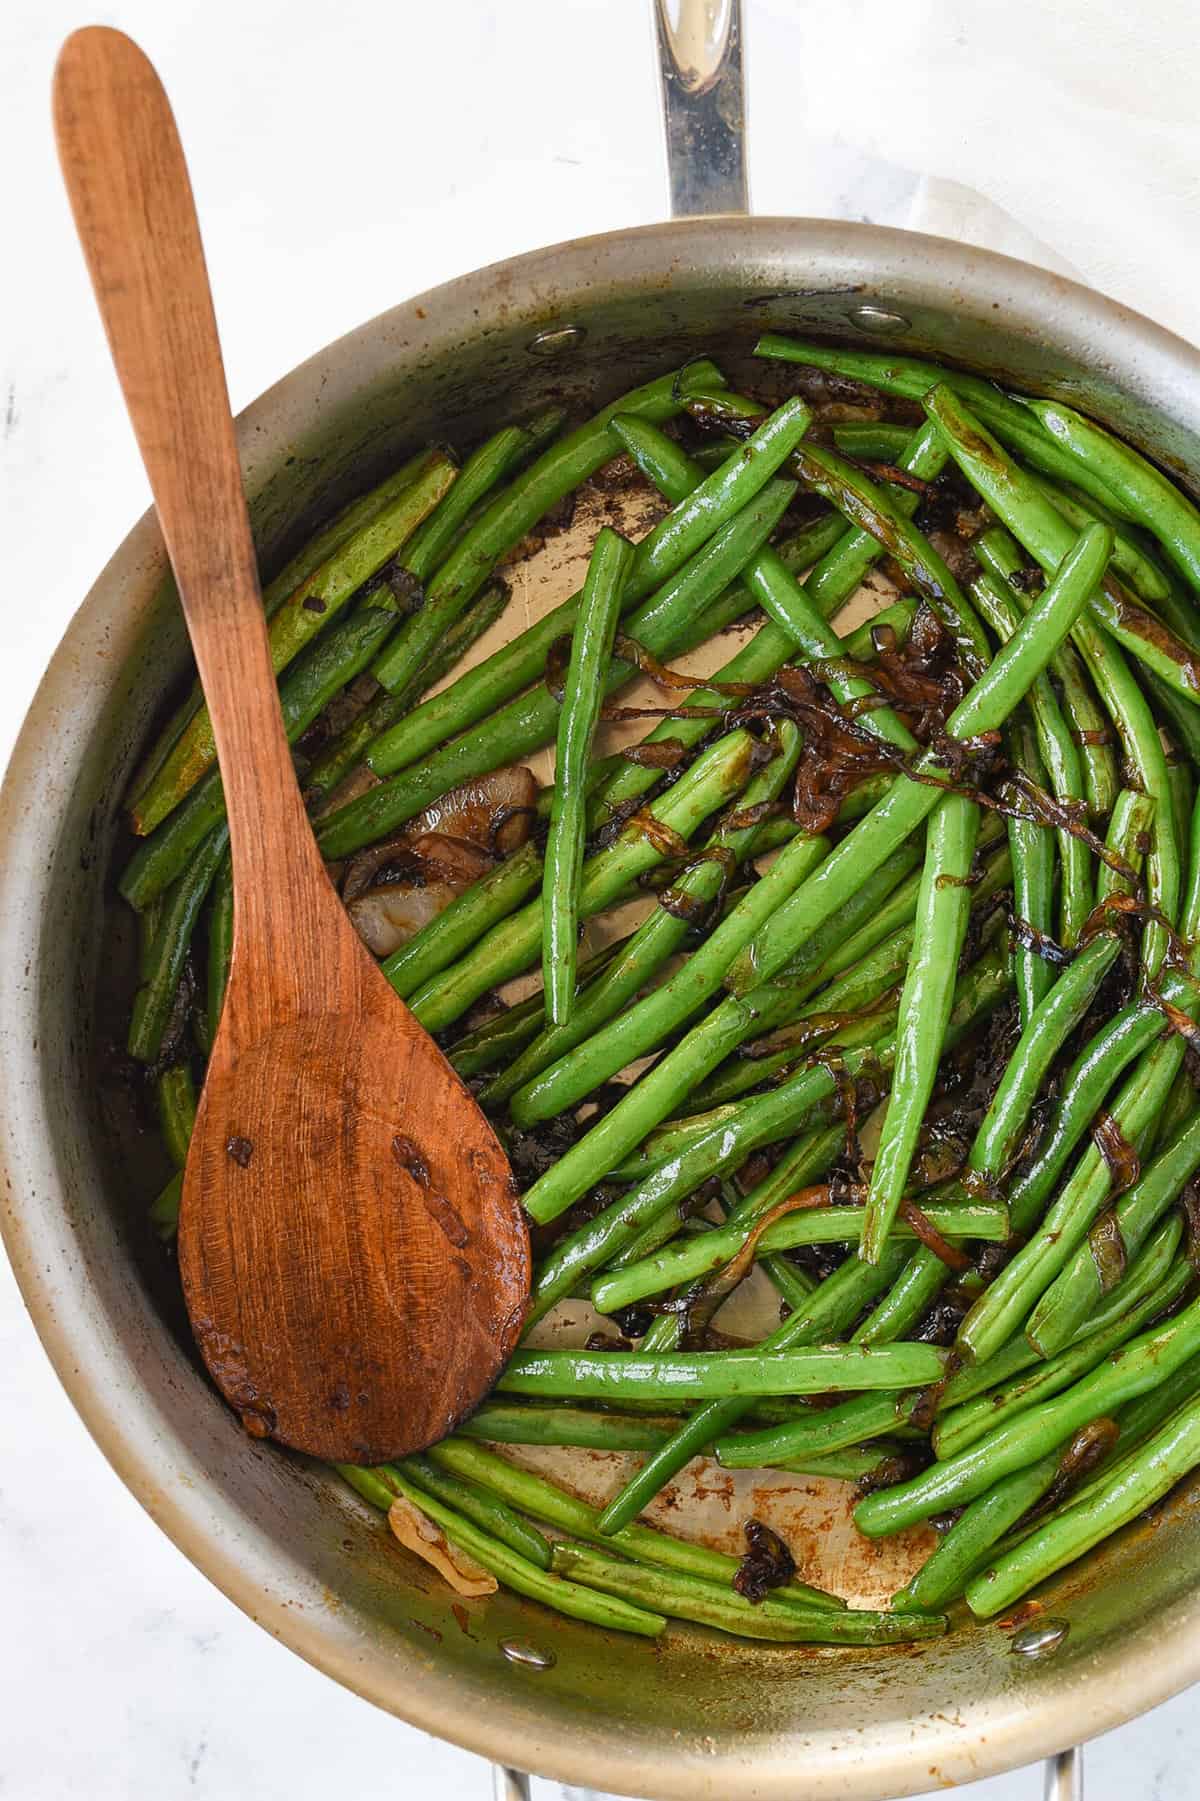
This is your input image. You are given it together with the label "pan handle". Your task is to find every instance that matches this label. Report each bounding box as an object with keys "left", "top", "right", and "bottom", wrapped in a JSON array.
[
  {"left": 1044, "top": 1746, "right": 1084, "bottom": 1799},
  {"left": 653, "top": 0, "right": 748, "bottom": 217},
  {"left": 492, "top": 1768, "right": 530, "bottom": 1801}
]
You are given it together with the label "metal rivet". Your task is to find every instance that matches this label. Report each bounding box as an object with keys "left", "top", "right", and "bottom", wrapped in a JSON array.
[
  {"left": 500, "top": 1637, "right": 556, "bottom": 1670},
  {"left": 847, "top": 304, "right": 911, "bottom": 336},
  {"left": 527, "top": 325, "right": 586, "bottom": 357},
  {"left": 1010, "top": 1618, "right": 1070, "bottom": 1658}
]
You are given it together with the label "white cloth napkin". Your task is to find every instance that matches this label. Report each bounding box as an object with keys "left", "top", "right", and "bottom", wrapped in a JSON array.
[{"left": 767, "top": 0, "right": 1200, "bottom": 348}]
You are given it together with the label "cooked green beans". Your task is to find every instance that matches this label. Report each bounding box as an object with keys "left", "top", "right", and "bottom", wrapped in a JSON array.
[
  {"left": 367, "top": 361, "right": 726, "bottom": 701},
  {"left": 1027, "top": 1111, "right": 1200, "bottom": 1356},
  {"left": 425, "top": 1438, "right": 840, "bottom": 1606},
  {"left": 552, "top": 1543, "right": 945, "bottom": 1644},
  {"left": 316, "top": 477, "right": 795, "bottom": 862},
  {"left": 543, "top": 528, "right": 634, "bottom": 1022},
  {"left": 498, "top": 1343, "right": 947, "bottom": 1403},
  {"left": 859, "top": 793, "right": 979, "bottom": 1262},
  {"left": 965, "top": 1393, "right": 1200, "bottom": 1618},
  {"left": 340, "top": 1463, "right": 665, "bottom": 1637},
  {"left": 131, "top": 451, "right": 457, "bottom": 834},
  {"left": 123, "top": 343, "right": 1200, "bottom": 1638},
  {"left": 591, "top": 1200, "right": 1007, "bottom": 1316},
  {"left": 484, "top": 724, "right": 802, "bottom": 1109},
  {"left": 855, "top": 1295, "right": 1200, "bottom": 1536}
]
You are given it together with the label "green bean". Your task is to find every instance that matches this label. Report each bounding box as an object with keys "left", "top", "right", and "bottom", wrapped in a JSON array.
[
  {"left": 132, "top": 452, "right": 456, "bottom": 836},
  {"left": 852, "top": 1246, "right": 981, "bottom": 1348},
  {"left": 399, "top": 1454, "right": 553, "bottom": 1569},
  {"left": 936, "top": 1260, "right": 1191, "bottom": 1462},
  {"left": 975, "top": 525, "right": 1119, "bottom": 817},
  {"left": 957, "top": 1029, "right": 1189, "bottom": 1365},
  {"left": 317, "top": 475, "right": 794, "bottom": 862},
  {"left": 772, "top": 1442, "right": 918, "bottom": 1482},
  {"left": 839, "top": 597, "right": 918, "bottom": 657},
  {"left": 860, "top": 793, "right": 980, "bottom": 1262},
  {"left": 854, "top": 1292, "right": 1200, "bottom": 1536},
  {"left": 786, "top": 440, "right": 991, "bottom": 673},
  {"left": 551, "top": 1543, "right": 944, "bottom": 1644},
  {"left": 339, "top": 1463, "right": 665, "bottom": 1637},
  {"left": 353, "top": 485, "right": 838, "bottom": 823},
  {"left": 603, "top": 1011, "right": 898, "bottom": 1191},
  {"left": 304, "top": 576, "right": 511, "bottom": 797},
  {"left": 592, "top": 1202, "right": 1007, "bottom": 1317},
  {"left": 542, "top": 528, "right": 634, "bottom": 1023},
  {"left": 1004, "top": 721, "right": 1055, "bottom": 1024},
  {"left": 1114, "top": 1349, "right": 1200, "bottom": 1447},
  {"left": 523, "top": 931, "right": 1007, "bottom": 1267},
  {"left": 484, "top": 726, "right": 802, "bottom": 1108},
  {"left": 717, "top": 1382, "right": 922, "bottom": 1470},
  {"left": 424, "top": 1439, "right": 841, "bottom": 1606},
  {"left": 688, "top": 828, "right": 1012, "bottom": 1115},
  {"left": 1030, "top": 397, "right": 1200, "bottom": 603},
  {"left": 1147, "top": 669, "right": 1200, "bottom": 774},
  {"left": 1027, "top": 1111, "right": 1200, "bottom": 1355},
  {"left": 127, "top": 823, "right": 229, "bottom": 1062},
  {"left": 598, "top": 1246, "right": 913, "bottom": 1532},
  {"left": 121, "top": 596, "right": 420, "bottom": 910},
  {"left": 965, "top": 935, "right": 1123, "bottom": 1192},
  {"left": 401, "top": 415, "right": 563, "bottom": 587},
  {"left": 723, "top": 524, "right": 1108, "bottom": 1003},
  {"left": 618, "top": 422, "right": 920, "bottom": 758},
  {"left": 1028, "top": 1009, "right": 1177, "bottom": 1239},
  {"left": 149, "top": 1170, "right": 183, "bottom": 1240},
  {"left": 365, "top": 361, "right": 720, "bottom": 698},
  {"left": 893, "top": 1447, "right": 1069, "bottom": 1613},
  {"left": 965, "top": 1392, "right": 1200, "bottom": 1618},
  {"left": 867, "top": 1216, "right": 1183, "bottom": 1440},
  {"left": 447, "top": 937, "right": 626, "bottom": 1078},
  {"left": 126, "top": 445, "right": 440, "bottom": 809},
  {"left": 830, "top": 422, "right": 915, "bottom": 461},
  {"left": 155, "top": 1063, "right": 196, "bottom": 1170},
  {"left": 380, "top": 843, "right": 543, "bottom": 1001},
  {"left": 372, "top": 388, "right": 808, "bottom": 720},
  {"left": 685, "top": 865, "right": 925, "bottom": 1111},
  {"left": 963, "top": 786, "right": 1146, "bottom": 1192},
  {"left": 615, "top": 1124, "right": 846, "bottom": 1281},
  {"left": 1057, "top": 646, "right": 1121, "bottom": 818},
  {"left": 510, "top": 816, "right": 835, "bottom": 1127},
  {"left": 1170, "top": 758, "right": 1196, "bottom": 863},
  {"left": 205, "top": 852, "right": 234, "bottom": 1043},
  {"left": 973, "top": 576, "right": 1094, "bottom": 946},
  {"left": 501, "top": 1340, "right": 946, "bottom": 1406},
  {"left": 455, "top": 1403, "right": 681, "bottom": 1453},
  {"left": 406, "top": 728, "right": 765, "bottom": 1035},
  {"left": 939, "top": 1214, "right": 1183, "bottom": 1414},
  {"left": 753, "top": 336, "right": 1136, "bottom": 520},
  {"left": 586, "top": 418, "right": 947, "bottom": 832},
  {"left": 926, "top": 383, "right": 1198, "bottom": 698},
  {"left": 927, "top": 385, "right": 1181, "bottom": 967},
  {"left": 1031, "top": 471, "right": 1172, "bottom": 604},
  {"left": 1155, "top": 1065, "right": 1200, "bottom": 1149}
]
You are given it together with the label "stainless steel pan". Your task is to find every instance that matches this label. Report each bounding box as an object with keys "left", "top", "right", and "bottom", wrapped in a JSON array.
[{"left": 3, "top": 4, "right": 1199, "bottom": 1795}]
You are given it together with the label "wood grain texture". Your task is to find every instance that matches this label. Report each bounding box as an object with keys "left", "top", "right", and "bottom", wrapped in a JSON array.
[{"left": 54, "top": 26, "right": 529, "bottom": 1462}]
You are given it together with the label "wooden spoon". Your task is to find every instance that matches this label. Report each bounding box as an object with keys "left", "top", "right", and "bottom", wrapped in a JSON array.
[{"left": 53, "top": 27, "right": 530, "bottom": 1463}]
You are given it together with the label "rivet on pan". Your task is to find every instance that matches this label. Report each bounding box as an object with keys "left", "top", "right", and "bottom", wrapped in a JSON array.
[
  {"left": 847, "top": 304, "right": 910, "bottom": 335},
  {"left": 500, "top": 1637, "right": 556, "bottom": 1669},
  {"left": 528, "top": 325, "right": 586, "bottom": 357},
  {"left": 1010, "top": 1618, "right": 1070, "bottom": 1658}
]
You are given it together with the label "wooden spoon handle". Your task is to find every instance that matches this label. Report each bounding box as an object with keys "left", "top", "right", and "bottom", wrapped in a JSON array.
[{"left": 52, "top": 27, "right": 316, "bottom": 925}]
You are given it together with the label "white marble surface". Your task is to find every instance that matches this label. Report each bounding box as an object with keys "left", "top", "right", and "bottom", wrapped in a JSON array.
[{"left": 1, "top": 1, "right": 1196, "bottom": 1795}]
